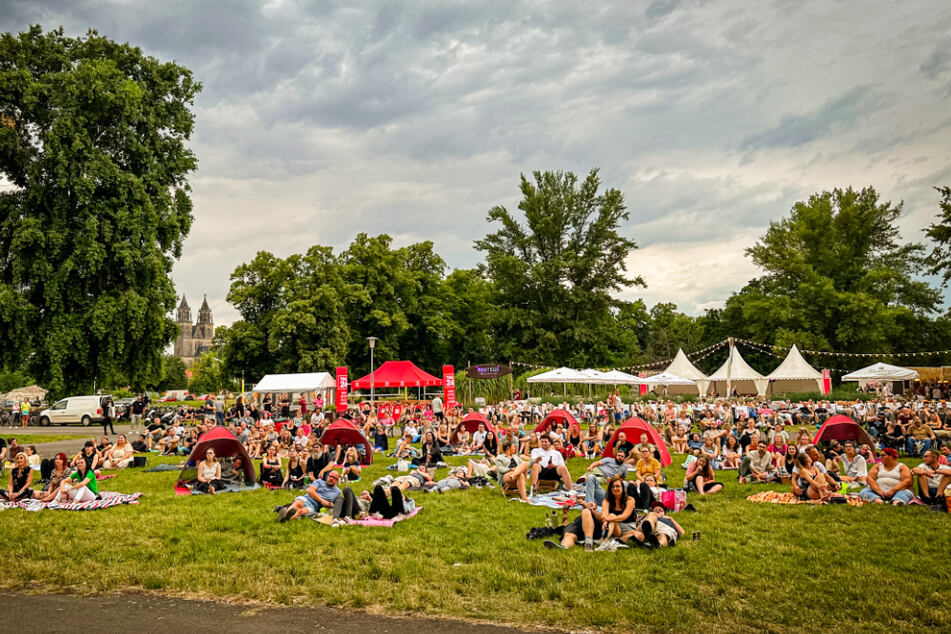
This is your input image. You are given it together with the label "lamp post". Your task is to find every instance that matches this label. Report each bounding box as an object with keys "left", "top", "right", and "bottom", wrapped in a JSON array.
[{"left": 367, "top": 337, "right": 378, "bottom": 404}]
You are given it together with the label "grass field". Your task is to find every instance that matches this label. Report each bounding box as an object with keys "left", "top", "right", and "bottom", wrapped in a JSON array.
[
  {"left": 0, "top": 447, "right": 948, "bottom": 633},
  {"left": 2, "top": 433, "right": 92, "bottom": 445}
]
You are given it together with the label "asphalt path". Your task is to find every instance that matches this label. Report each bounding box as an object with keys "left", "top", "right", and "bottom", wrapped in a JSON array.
[
  {"left": 0, "top": 592, "right": 539, "bottom": 634},
  {"left": 2, "top": 423, "right": 140, "bottom": 456}
]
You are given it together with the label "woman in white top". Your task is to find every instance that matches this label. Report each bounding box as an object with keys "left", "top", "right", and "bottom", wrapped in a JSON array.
[
  {"left": 104, "top": 435, "right": 135, "bottom": 469},
  {"left": 195, "top": 448, "right": 224, "bottom": 494}
]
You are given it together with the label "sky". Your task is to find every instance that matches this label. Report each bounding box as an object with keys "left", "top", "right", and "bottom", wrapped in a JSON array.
[{"left": 4, "top": 1, "right": 951, "bottom": 326}]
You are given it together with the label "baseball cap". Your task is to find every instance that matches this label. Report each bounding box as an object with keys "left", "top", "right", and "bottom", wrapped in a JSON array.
[
  {"left": 650, "top": 501, "right": 666, "bottom": 512},
  {"left": 881, "top": 448, "right": 898, "bottom": 458}
]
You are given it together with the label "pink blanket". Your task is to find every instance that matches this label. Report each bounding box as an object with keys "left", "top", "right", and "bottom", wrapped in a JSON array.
[{"left": 349, "top": 506, "right": 422, "bottom": 527}]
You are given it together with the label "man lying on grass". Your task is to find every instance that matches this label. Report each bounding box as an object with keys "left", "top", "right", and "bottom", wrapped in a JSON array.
[{"left": 279, "top": 470, "right": 342, "bottom": 521}]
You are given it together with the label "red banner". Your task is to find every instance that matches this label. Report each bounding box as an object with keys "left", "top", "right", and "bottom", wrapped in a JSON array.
[
  {"left": 638, "top": 372, "right": 648, "bottom": 396},
  {"left": 822, "top": 369, "right": 832, "bottom": 395},
  {"left": 335, "top": 367, "right": 348, "bottom": 412},
  {"left": 443, "top": 365, "right": 456, "bottom": 410}
]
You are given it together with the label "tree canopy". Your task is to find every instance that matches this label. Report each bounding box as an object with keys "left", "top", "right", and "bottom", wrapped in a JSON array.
[{"left": 0, "top": 26, "right": 200, "bottom": 396}]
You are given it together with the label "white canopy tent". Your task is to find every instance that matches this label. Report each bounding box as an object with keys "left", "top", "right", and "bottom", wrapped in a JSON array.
[
  {"left": 766, "top": 344, "right": 824, "bottom": 394},
  {"left": 641, "top": 371, "right": 697, "bottom": 386},
  {"left": 841, "top": 362, "right": 918, "bottom": 382},
  {"left": 661, "top": 349, "right": 707, "bottom": 395},
  {"left": 527, "top": 367, "right": 589, "bottom": 384},
  {"left": 596, "top": 369, "right": 642, "bottom": 385},
  {"left": 699, "top": 345, "right": 767, "bottom": 397},
  {"left": 253, "top": 372, "right": 335, "bottom": 394}
]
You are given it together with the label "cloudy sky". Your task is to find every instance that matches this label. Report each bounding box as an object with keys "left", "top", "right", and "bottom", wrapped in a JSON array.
[{"left": 5, "top": 1, "right": 951, "bottom": 325}]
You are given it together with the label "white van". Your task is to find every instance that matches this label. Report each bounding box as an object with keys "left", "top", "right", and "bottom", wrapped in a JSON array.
[{"left": 39, "top": 395, "right": 110, "bottom": 426}]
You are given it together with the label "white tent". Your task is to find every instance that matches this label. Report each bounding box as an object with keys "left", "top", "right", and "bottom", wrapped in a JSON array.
[
  {"left": 596, "top": 370, "right": 642, "bottom": 385},
  {"left": 253, "top": 372, "right": 335, "bottom": 394},
  {"left": 661, "top": 349, "right": 707, "bottom": 394},
  {"left": 766, "top": 344, "right": 824, "bottom": 394},
  {"left": 699, "top": 345, "right": 767, "bottom": 396},
  {"left": 526, "top": 367, "right": 589, "bottom": 384},
  {"left": 641, "top": 371, "right": 697, "bottom": 386},
  {"left": 841, "top": 363, "right": 918, "bottom": 382}
]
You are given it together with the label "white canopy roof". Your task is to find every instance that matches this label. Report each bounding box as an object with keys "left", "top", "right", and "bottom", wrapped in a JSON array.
[
  {"left": 254, "top": 372, "right": 335, "bottom": 393},
  {"left": 527, "top": 367, "right": 589, "bottom": 384},
  {"left": 596, "top": 369, "right": 642, "bottom": 384},
  {"left": 767, "top": 344, "right": 822, "bottom": 380},
  {"left": 700, "top": 346, "right": 767, "bottom": 396},
  {"left": 641, "top": 371, "right": 697, "bottom": 386},
  {"left": 841, "top": 362, "right": 918, "bottom": 382},
  {"left": 663, "top": 349, "right": 707, "bottom": 381}
]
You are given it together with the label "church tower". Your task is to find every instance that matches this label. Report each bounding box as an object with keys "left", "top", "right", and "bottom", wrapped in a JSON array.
[
  {"left": 195, "top": 295, "right": 214, "bottom": 341},
  {"left": 174, "top": 295, "right": 194, "bottom": 359}
]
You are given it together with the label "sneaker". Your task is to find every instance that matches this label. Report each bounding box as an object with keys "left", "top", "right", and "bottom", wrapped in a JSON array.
[
  {"left": 584, "top": 541, "right": 594, "bottom": 552},
  {"left": 596, "top": 540, "right": 619, "bottom": 552},
  {"left": 277, "top": 506, "right": 295, "bottom": 523},
  {"left": 543, "top": 539, "right": 566, "bottom": 550}
]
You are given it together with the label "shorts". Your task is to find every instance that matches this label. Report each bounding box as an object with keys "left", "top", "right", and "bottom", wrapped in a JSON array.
[
  {"left": 617, "top": 521, "right": 639, "bottom": 535},
  {"left": 564, "top": 516, "right": 603, "bottom": 540},
  {"left": 538, "top": 466, "right": 561, "bottom": 480},
  {"left": 295, "top": 494, "right": 321, "bottom": 513},
  {"left": 655, "top": 521, "right": 678, "bottom": 542}
]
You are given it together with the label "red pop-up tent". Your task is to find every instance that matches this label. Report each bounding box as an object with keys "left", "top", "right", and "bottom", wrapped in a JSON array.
[
  {"left": 534, "top": 409, "right": 579, "bottom": 435},
  {"left": 812, "top": 415, "right": 876, "bottom": 450},
  {"left": 602, "top": 417, "right": 672, "bottom": 466},
  {"left": 175, "top": 427, "right": 256, "bottom": 488},
  {"left": 351, "top": 360, "right": 443, "bottom": 389},
  {"left": 458, "top": 411, "right": 497, "bottom": 435},
  {"left": 319, "top": 419, "right": 373, "bottom": 465}
]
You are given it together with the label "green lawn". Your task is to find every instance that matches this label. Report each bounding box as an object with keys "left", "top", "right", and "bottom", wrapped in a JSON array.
[
  {"left": 3, "top": 433, "right": 93, "bottom": 445},
  {"left": 1, "top": 449, "right": 947, "bottom": 633}
]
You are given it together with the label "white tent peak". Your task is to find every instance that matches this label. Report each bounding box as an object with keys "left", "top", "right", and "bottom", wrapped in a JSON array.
[
  {"left": 768, "top": 344, "right": 822, "bottom": 380},
  {"left": 663, "top": 349, "right": 707, "bottom": 380},
  {"left": 708, "top": 346, "right": 764, "bottom": 381}
]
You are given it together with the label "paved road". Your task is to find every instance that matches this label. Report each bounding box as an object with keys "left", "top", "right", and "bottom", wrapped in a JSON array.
[
  {"left": 2, "top": 423, "right": 141, "bottom": 456},
  {"left": 0, "top": 592, "right": 539, "bottom": 634}
]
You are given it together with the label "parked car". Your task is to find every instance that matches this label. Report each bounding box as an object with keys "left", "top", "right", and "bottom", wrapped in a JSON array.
[{"left": 38, "top": 395, "right": 111, "bottom": 426}]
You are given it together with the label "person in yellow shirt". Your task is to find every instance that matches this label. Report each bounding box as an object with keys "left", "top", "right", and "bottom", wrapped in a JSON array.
[{"left": 634, "top": 447, "right": 664, "bottom": 484}]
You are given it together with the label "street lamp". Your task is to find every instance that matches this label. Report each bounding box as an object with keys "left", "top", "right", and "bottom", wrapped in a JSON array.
[{"left": 367, "top": 337, "right": 378, "bottom": 404}]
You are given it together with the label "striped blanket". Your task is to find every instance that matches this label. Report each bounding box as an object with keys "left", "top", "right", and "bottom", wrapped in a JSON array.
[{"left": 0, "top": 491, "right": 142, "bottom": 512}]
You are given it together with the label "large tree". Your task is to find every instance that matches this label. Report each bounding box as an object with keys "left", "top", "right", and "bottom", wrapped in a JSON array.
[
  {"left": 924, "top": 185, "right": 951, "bottom": 284},
  {"left": 475, "top": 169, "right": 642, "bottom": 366},
  {"left": 0, "top": 26, "right": 200, "bottom": 395},
  {"left": 721, "top": 187, "right": 941, "bottom": 354}
]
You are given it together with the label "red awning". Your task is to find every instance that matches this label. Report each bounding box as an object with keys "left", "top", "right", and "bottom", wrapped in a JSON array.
[{"left": 352, "top": 360, "right": 443, "bottom": 389}]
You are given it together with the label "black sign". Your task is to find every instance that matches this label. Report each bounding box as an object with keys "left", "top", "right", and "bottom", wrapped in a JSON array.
[{"left": 466, "top": 364, "right": 513, "bottom": 380}]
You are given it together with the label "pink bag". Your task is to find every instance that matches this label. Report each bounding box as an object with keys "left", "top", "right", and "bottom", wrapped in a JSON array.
[{"left": 661, "top": 489, "right": 686, "bottom": 512}]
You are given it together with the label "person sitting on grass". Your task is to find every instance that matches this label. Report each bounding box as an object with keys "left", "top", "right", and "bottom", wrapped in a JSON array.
[
  {"left": 792, "top": 453, "right": 832, "bottom": 502},
  {"left": 58, "top": 456, "right": 98, "bottom": 503},
  {"left": 543, "top": 499, "right": 603, "bottom": 551},
  {"left": 859, "top": 448, "right": 914, "bottom": 505},
  {"left": 73, "top": 440, "right": 100, "bottom": 474},
  {"left": 340, "top": 447, "right": 362, "bottom": 482},
  {"left": 598, "top": 477, "right": 637, "bottom": 550},
  {"left": 911, "top": 449, "right": 951, "bottom": 506},
  {"left": 720, "top": 435, "right": 743, "bottom": 470},
  {"left": 495, "top": 441, "right": 531, "bottom": 502},
  {"left": 195, "top": 448, "right": 225, "bottom": 494},
  {"left": 412, "top": 431, "right": 443, "bottom": 468},
  {"left": 103, "top": 434, "right": 135, "bottom": 470},
  {"left": 34, "top": 453, "right": 71, "bottom": 503},
  {"left": 634, "top": 447, "right": 665, "bottom": 484},
  {"left": 282, "top": 449, "right": 305, "bottom": 489},
  {"left": 584, "top": 448, "right": 629, "bottom": 506},
  {"left": 306, "top": 443, "right": 333, "bottom": 482},
  {"left": 279, "top": 470, "right": 343, "bottom": 521},
  {"left": 612, "top": 432, "right": 636, "bottom": 462},
  {"left": 529, "top": 435, "right": 573, "bottom": 495},
  {"left": 684, "top": 455, "right": 722, "bottom": 495},
  {"left": 700, "top": 436, "right": 721, "bottom": 469},
  {"left": 392, "top": 431, "right": 418, "bottom": 460},
  {"left": 483, "top": 429, "right": 500, "bottom": 461},
  {"left": 259, "top": 444, "right": 284, "bottom": 487},
  {"left": 131, "top": 433, "right": 151, "bottom": 453},
  {"left": 738, "top": 440, "right": 775, "bottom": 484},
  {"left": 372, "top": 424, "right": 389, "bottom": 454},
  {"left": 670, "top": 424, "right": 688, "bottom": 455},
  {"left": 686, "top": 432, "right": 704, "bottom": 456},
  {"left": 157, "top": 428, "right": 181, "bottom": 456},
  {"left": 838, "top": 441, "right": 868, "bottom": 489},
  {"left": 1, "top": 452, "right": 34, "bottom": 502},
  {"left": 468, "top": 422, "right": 488, "bottom": 455},
  {"left": 583, "top": 423, "right": 602, "bottom": 457}
]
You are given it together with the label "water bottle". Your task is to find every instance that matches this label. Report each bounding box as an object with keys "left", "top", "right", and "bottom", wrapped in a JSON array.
[
  {"left": 550, "top": 510, "right": 557, "bottom": 527},
  {"left": 544, "top": 512, "right": 551, "bottom": 528}
]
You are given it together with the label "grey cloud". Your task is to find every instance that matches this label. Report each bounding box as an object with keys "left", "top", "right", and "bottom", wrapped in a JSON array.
[
  {"left": 645, "top": 0, "right": 681, "bottom": 20},
  {"left": 920, "top": 45, "right": 951, "bottom": 79}
]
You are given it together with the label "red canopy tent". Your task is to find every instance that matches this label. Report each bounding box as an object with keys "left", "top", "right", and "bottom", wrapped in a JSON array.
[
  {"left": 352, "top": 360, "right": 443, "bottom": 389},
  {"left": 602, "top": 417, "right": 672, "bottom": 467},
  {"left": 175, "top": 427, "right": 256, "bottom": 488},
  {"left": 812, "top": 415, "right": 876, "bottom": 451},
  {"left": 534, "top": 409, "right": 579, "bottom": 435},
  {"left": 458, "top": 411, "right": 497, "bottom": 435},
  {"left": 319, "top": 419, "right": 373, "bottom": 465}
]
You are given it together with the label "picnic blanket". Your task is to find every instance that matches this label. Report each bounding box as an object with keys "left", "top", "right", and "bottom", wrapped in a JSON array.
[
  {"left": 175, "top": 482, "right": 261, "bottom": 496},
  {"left": 310, "top": 506, "right": 423, "bottom": 527},
  {"left": 97, "top": 474, "right": 118, "bottom": 482},
  {"left": 146, "top": 463, "right": 184, "bottom": 472},
  {"left": 746, "top": 490, "right": 866, "bottom": 506},
  {"left": 527, "top": 491, "right": 583, "bottom": 509},
  {"left": 0, "top": 491, "right": 142, "bottom": 512}
]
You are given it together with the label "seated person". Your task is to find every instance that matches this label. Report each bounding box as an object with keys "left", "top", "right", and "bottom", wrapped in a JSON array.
[
  {"left": 494, "top": 441, "right": 531, "bottom": 502},
  {"left": 103, "top": 435, "right": 134, "bottom": 469},
  {"left": 468, "top": 423, "right": 488, "bottom": 454},
  {"left": 720, "top": 436, "right": 743, "bottom": 469},
  {"left": 582, "top": 424, "right": 602, "bottom": 458},
  {"left": 279, "top": 470, "right": 342, "bottom": 521},
  {"left": 412, "top": 431, "right": 443, "bottom": 468},
  {"left": 699, "top": 437, "right": 721, "bottom": 469},
  {"left": 259, "top": 445, "right": 284, "bottom": 486},
  {"left": 1, "top": 453, "right": 34, "bottom": 502},
  {"left": 222, "top": 455, "right": 253, "bottom": 486},
  {"left": 34, "top": 453, "right": 71, "bottom": 503},
  {"left": 634, "top": 447, "right": 664, "bottom": 484},
  {"left": 282, "top": 450, "right": 306, "bottom": 489},
  {"left": 686, "top": 433, "right": 704, "bottom": 455},
  {"left": 543, "top": 500, "right": 603, "bottom": 550},
  {"left": 598, "top": 477, "right": 638, "bottom": 550},
  {"left": 911, "top": 449, "right": 951, "bottom": 505},
  {"left": 613, "top": 432, "right": 635, "bottom": 463},
  {"left": 305, "top": 442, "right": 332, "bottom": 482},
  {"left": 340, "top": 447, "right": 362, "bottom": 482},
  {"left": 529, "top": 435, "right": 573, "bottom": 493},
  {"left": 58, "top": 457, "right": 98, "bottom": 503},
  {"left": 738, "top": 440, "right": 775, "bottom": 484},
  {"left": 131, "top": 433, "right": 151, "bottom": 453},
  {"left": 632, "top": 433, "right": 657, "bottom": 460},
  {"left": 156, "top": 428, "right": 181, "bottom": 455},
  {"left": 838, "top": 441, "right": 868, "bottom": 488},
  {"left": 392, "top": 432, "right": 418, "bottom": 459},
  {"left": 860, "top": 448, "right": 914, "bottom": 505},
  {"left": 684, "top": 456, "right": 723, "bottom": 495},
  {"left": 372, "top": 424, "right": 389, "bottom": 454},
  {"left": 195, "top": 448, "right": 225, "bottom": 494},
  {"left": 482, "top": 430, "right": 499, "bottom": 461}
]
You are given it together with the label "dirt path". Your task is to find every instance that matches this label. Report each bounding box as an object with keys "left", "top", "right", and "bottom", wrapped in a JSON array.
[{"left": 0, "top": 591, "right": 542, "bottom": 634}]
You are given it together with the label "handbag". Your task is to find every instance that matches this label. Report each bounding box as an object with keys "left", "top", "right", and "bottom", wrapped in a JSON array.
[
  {"left": 661, "top": 488, "right": 687, "bottom": 511},
  {"left": 397, "top": 458, "right": 409, "bottom": 472}
]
